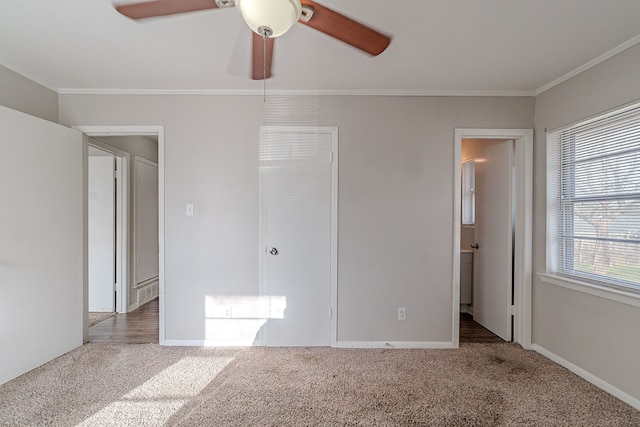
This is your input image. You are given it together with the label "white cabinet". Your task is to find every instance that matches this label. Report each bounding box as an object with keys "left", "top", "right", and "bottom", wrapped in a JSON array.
[{"left": 460, "top": 251, "right": 473, "bottom": 304}]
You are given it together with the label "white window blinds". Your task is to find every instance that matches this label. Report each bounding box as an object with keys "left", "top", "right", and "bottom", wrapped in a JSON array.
[
  {"left": 548, "top": 103, "right": 640, "bottom": 292},
  {"left": 462, "top": 160, "right": 475, "bottom": 225}
]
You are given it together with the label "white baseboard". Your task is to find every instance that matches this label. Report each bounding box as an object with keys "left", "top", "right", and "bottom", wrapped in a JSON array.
[
  {"left": 336, "top": 341, "right": 455, "bottom": 349},
  {"left": 162, "top": 340, "right": 454, "bottom": 349},
  {"left": 163, "top": 339, "right": 259, "bottom": 347},
  {"left": 532, "top": 344, "right": 640, "bottom": 411}
]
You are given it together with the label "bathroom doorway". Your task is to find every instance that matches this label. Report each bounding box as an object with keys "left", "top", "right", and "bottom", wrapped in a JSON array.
[
  {"left": 452, "top": 129, "right": 533, "bottom": 349},
  {"left": 460, "top": 138, "right": 514, "bottom": 342}
]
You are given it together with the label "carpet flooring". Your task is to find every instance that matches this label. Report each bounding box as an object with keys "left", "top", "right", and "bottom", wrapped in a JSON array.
[{"left": 0, "top": 343, "right": 638, "bottom": 426}]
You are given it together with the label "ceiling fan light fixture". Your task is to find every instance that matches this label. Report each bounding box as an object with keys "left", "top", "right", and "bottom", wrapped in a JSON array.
[{"left": 236, "top": 0, "right": 302, "bottom": 38}]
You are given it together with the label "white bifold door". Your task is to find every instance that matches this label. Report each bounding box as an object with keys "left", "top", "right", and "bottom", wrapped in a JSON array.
[
  {"left": 260, "top": 127, "right": 336, "bottom": 347},
  {"left": 472, "top": 140, "right": 514, "bottom": 342}
]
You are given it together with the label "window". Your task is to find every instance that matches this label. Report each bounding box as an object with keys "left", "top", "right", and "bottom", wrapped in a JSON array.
[
  {"left": 461, "top": 160, "right": 476, "bottom": 225},
  {"left": 548, "top": 103, "right": 640, "bottom": 293}
]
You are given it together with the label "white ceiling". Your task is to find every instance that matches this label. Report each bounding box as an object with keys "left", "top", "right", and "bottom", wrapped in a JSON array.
[{"left": 1, "top": 0, "right": 639, "bottom": 95}]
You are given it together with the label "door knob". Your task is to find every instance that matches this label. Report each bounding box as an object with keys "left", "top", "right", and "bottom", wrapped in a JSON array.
[
  {"left": 470, "top": 243, "right": 479, "bottom": 249},
  {"left": 269, "top": 247, "right": 279, "bottom": 256}
]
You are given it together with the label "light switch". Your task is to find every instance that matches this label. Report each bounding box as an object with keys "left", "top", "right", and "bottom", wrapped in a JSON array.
[{"left": 186, "top": 203, "right": 194, "bottom": 216}]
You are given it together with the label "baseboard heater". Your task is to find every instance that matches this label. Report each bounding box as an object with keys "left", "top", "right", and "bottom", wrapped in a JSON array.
[{"left": 135, "top": 276, "right": 159, "bottom": 306}]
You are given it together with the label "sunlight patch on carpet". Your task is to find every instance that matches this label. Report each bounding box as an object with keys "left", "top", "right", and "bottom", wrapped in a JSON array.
[{"left": 77, "top": 356, "right": 233, "bottom": 426}]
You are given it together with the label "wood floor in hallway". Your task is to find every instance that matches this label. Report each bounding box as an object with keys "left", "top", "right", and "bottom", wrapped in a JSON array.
[
  {"left": 89, "top": 298, "right": 159, "bottom": 344},
  {"left": 459, "top": 312, "right": 505, "bottom": 343}
]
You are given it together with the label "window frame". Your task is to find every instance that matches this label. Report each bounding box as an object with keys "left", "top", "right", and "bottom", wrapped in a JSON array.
[
  {"left": 547, "top": 103, "right": 640, "bottom": 295},
  {"left": 461, "top": 159, "right": 476, "bottom": 226}
]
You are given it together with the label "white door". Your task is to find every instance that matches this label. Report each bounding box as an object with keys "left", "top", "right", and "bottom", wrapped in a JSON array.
[
  {"left": 472, "top": 140, "right": 514, "bottom": 341},
  {"left": 0, "top": 106, "right": 83, "bottom": 384},
  {"left": 260, "top": 128, "right": 335, "bottom": 347},
  {"left": 88, "top": 156, "right": 116, "bottom": 312}
]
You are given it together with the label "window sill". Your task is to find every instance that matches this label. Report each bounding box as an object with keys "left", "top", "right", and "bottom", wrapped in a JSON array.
[{"left": 538, "top": 273, "right": 640, "bottom": 308}]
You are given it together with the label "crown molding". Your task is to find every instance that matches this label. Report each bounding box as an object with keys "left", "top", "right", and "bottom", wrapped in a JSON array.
[
  {"left": 535, "top": 34, "right": 640, "bottom": 96},
  {"left": 57, "top": 87, "right": 534, "bottom": 97}
]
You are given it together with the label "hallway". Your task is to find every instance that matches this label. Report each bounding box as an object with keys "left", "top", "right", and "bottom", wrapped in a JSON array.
[
  {"left": 459, "top": 312, "right": 504, "bottom": 343},
  {"left": 89, "top": 299, "right": 159, "bottom": 344}
]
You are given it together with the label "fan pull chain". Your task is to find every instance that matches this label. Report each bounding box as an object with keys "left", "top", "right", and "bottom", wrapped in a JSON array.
[{"left": 263, "top": 32, "right": 267, "bottom": 102}]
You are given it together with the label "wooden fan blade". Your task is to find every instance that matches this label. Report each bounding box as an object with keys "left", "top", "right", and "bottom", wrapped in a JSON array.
[
  {"left": 116, "top": 0, "right": 224, "bottom": 20},
  {"left": 252, "top": 33, "right": 274, "bottom": 80},
  {"left": 299, "top": 0, "right": 391, "bottom": 56}
]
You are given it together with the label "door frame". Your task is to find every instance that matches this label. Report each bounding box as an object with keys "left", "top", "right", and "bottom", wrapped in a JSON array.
[
  {"left": 258, "top": 126, "right": 339, "bottom": 347},
  {"left": 88, "top": 141, "right": 128, "bottom": 313},
  {"left": 452, "top": 129, "right": 533, "bottom": 349},
  {"left": 75, "top": 125, "right": 165, "bottom": 345}
]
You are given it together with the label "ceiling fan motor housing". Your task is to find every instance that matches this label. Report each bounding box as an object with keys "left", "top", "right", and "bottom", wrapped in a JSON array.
[
  {"left": 214, "top": 0, "right": 235, "bottom": 7},
  {"left": 236, "top": 0, "right": 302, "bottom": 37}
]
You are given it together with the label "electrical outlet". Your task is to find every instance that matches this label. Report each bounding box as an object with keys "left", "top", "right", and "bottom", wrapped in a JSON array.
[
  {"left": 224, "top": 306, "right": 232, "bottom": 318},
  {"left": 398, "top": 307, "right": 406, "bottom": 321}
]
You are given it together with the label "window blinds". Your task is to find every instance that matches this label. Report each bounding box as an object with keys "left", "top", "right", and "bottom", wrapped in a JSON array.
[
  {"left": 462, "top": 160, "right": 476, "bottom": 225},
  {"left": 550, "top": 103, "right": 640, "bottom": 292}
]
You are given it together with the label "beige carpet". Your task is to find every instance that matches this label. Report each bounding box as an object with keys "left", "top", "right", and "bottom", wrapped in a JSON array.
[{"left": 0, "top": 343, "right": 638, "bottom": 426}]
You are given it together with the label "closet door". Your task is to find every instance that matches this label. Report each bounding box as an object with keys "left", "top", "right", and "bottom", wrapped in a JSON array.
[{"left": 259, "top": 127, "right": 336, "bottom": 346}]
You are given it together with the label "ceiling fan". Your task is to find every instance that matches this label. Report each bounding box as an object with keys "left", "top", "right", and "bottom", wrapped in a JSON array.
[{"left": 114, "top": 0, "right": 391, "bottom": 80}]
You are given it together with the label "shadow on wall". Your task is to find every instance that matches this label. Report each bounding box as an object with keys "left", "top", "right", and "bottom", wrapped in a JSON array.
[{"left": 204, "top": 295, "right": 287, "bottom": 345}]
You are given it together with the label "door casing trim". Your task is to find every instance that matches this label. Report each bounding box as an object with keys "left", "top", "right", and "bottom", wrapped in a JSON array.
[
  {"left": 74, "top": 125, "right": 165, "bottom": 344},
  {"left": 452, "top": 129, "right": 533, "bottom": 349}
]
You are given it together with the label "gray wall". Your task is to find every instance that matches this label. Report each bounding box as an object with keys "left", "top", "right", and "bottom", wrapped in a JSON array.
[
  {"left": 0, "top": 65, "right": 58, "bottom": 123},
  {"left": 533, "top": 43, "right": 640, "bottom": 401},
  {"left": 59, "top": 94, "right": 533, "bottom": 344}
]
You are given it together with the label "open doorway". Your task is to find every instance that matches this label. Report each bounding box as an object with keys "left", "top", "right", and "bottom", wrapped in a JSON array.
[
  {"left": 77, "top": 126, "right": 164, "bottom": 344},
  {"left": 452, "top": 129, "right": 533, "bottom": 349},
  {"left": 459, "top": 138, "right": 514, "bottom": 343}
]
